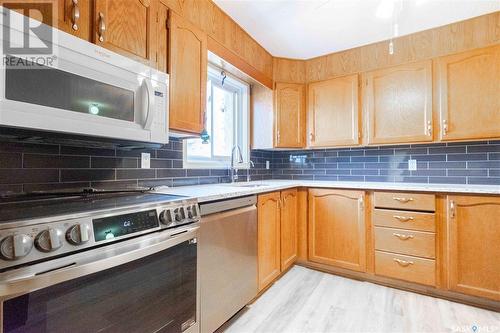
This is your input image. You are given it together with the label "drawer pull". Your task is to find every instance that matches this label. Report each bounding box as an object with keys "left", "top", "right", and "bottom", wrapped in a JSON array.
[
  {"left": 393, "top": 197, "right": 414, "bottom": 203},
  {"left": 393, "top": 215, "right": 414, "bottom": 222},
  {"left": 393, "top": 258, "right": 414, "bottom": 267},
  {"left": 393, "top": 232, "right": 414, "bottom": 240}
]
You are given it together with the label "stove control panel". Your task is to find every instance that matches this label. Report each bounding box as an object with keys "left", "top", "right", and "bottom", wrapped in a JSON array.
[
  {"left": 0, "top": 200, "right": 199, "bottom": 270},
  {"left": 159, "top": 204, "right": 199, "bottom": 228}
]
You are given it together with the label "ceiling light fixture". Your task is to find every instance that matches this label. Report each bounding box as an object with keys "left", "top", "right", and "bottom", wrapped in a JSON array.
[{"left": 388, "top": 0, "right": 403, "bottom": 55}]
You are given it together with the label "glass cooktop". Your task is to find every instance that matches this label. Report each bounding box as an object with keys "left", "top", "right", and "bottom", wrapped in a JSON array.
[{"left": 0, "top": 192, "right": 186, "bottom": 223}]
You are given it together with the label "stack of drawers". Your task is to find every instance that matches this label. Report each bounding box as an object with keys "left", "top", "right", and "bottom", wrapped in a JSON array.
[{"left": 373, "top": 191, "right": 436, "bottom": 286}]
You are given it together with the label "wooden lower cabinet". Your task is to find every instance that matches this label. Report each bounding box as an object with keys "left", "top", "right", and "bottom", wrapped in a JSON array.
[
  {"left": 280, "top": 189, "right": 298, "bottom": 271},
  {"left": 258, "top": 190, "right": 298, "bottom": 291},
  {"left": 447, "top": 195, "right": 500, "bottom": 301},
  {"left": 257, "top": 192, "right": 281, "bottom": 291},
  {"left": 308, "top": 189, "right": 366, "bottom": 272}
]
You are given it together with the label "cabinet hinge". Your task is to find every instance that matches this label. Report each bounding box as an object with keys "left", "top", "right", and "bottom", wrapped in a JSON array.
[
  {"left": 358, "top": 197, "right": 364, "bottom": 210},
  {"left": 449, "top": 200, "right": 456, "bottom": 218},
  {"left": 166, "top": 18, "right": 171, "bottom": 29},
  {"left": 358, "top": 131, "right": 361, "bottom": 139}
]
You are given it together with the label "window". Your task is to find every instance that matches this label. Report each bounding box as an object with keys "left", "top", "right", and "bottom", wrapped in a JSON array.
[{"left": 184, "top": 65, "right": 250, "bottom": 168}]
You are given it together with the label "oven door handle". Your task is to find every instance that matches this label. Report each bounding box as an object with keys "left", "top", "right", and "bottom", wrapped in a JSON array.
[
  {"left": 0, "top": 226, "right": 198, "bottom": 298},
  {"left": 141, "top": 78, "right": 155, "bottom": 130}
]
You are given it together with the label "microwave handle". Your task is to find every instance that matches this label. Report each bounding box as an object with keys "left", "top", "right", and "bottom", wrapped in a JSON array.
[{"left": 141, "top": 79, "right": 155, "bottom": 130}]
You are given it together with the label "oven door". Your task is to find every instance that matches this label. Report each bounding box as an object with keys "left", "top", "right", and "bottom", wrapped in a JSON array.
[
  {"left": 0, "top": 8, "right": 168, "bottom": 143},
  {"left": 0, "top": 227, "right": 198, "bottom": 333}
]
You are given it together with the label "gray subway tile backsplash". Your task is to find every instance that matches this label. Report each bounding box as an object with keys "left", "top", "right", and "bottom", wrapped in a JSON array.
[
  {"left": 269, "top": 141, "right": 500, "bottom": 186},
  {"left": 0, "top": 137, "right": 499, "bottom": 196}
]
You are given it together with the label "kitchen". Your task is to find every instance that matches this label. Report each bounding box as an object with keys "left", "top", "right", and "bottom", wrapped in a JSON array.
[{"left": 0, "top": 0, "right": 498, "bottom": 332}]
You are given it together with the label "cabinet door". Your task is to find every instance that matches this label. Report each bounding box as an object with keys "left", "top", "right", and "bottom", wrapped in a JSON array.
[
  {"left": 168, "top": 11, "right": 207, "bottom": 134},
  {"left": 258, "top": 192, "right": 281, "bottom": 291},
  {"left": 308, "top": 189, "right": 366, "bottom": 272},
  {"left": 58, "top": 0, "right": 91, "bottom": 40},
  {"left": 275, "top": 83, "right": 306, "bottom": 148},
  {"left": 94, "top": 0, "right": 156, "bottom": 65},
  {"left": 280, "top": 189, "right": 298, "bottom": 271},
  {"left": 447, "top": 195, "right": 500, "bottom": 300},
  {"left": 156, "top": 3, "right": 169, "bottom": 73},
  {"left": 437, "top": 46, "right": 500, "bottom": 141},
  {"left": 366, "top": 60, "right": 433, "bottom": 144},
  {"left": 308, "top": 75, "right": 360, "bottom": 147}
]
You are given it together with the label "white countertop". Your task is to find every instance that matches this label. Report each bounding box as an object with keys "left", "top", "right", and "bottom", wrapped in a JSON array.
[{"left": 155, "top": 180, "right": 500, "bottom": 202}]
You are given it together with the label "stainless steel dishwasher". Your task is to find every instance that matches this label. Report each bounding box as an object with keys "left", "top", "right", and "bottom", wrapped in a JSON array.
[{"left": 199, "top": 196, "right": 257, "bottom": 333}]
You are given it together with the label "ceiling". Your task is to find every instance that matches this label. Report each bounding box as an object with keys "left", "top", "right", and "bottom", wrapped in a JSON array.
[{"left": 213, "top": 0, "right": 500, "bottom": 59}]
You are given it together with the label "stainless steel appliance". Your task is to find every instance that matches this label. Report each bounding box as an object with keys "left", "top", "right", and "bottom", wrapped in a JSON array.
[
  {"left": 199, "top": 196, "right": 258, "bottom": 333},
  {"left": 0, "top": 189, "right": 200, "bottom": 333},
  {"left": 0, "top": 7, "right": 169, "bottom": 144}
]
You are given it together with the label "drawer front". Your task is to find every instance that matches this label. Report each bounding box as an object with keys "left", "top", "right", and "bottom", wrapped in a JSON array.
[
  {"left": 372, "top": 209, "right": 435, "bottom": 232},
  {"left": 374, "top": 227, "right": 435, "bottom": 259},
  {"left": 373, "top": 192, "right": 435, "bottom": 211},
  {"left": 375, "top": 251, "right": 436, "bottom": 286}
]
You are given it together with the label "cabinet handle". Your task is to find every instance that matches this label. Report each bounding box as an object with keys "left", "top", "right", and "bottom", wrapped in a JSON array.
[
  {"left": 426, "top": 120, "right": 432, "bottom": 136},
  {"left": 393, "top": 215, "right": 414, "bottom": 222},
  {"left": 449, "top": 200, "right": 456, "bottom": 219},
  {"left": 309, "top": 132, "right": 315, "bottom": 142},
  {"left": 392, "top": 197, "right": 414, "bottom": 203},
  {"left": 98, "top": 12, "right": 106, "bottom": 42},
  {"left": 358, "top": 197, "right": 364, "bottom": 210},
  {"left": 71, "top": 0, "right": 80, "bottom": 31},
  {"left": 393, "top": 233, "right": 414, "bottom": 240},
  {"left": 393, "top": 258, "right": 414, "bottom": 267},
  {"left": 442, "top": 119, "right": 448, "bottom": 136}
]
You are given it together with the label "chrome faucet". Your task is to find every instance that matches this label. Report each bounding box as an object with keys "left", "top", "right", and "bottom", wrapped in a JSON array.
[
  {"left": 230, "top": 145, "right": 244, "bottom": 182},
  {"left": 246, "top": 160, "right": 255, "bottom": 183}
]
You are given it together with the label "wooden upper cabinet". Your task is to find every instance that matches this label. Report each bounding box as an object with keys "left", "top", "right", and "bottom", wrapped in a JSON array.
[
  {"left": 365, "top": 60, "right": 433, "bottom": 144},
  {"left": 308, "top": 189, "right": 366, "bottom": 272},
  {"left": 156, "top": 2, "right": 169, "bottom": 73},
  {"left": 437, "top": 45, "right": 500, "bottom": 141},
  {"left": 58, "top": 0, "right": 91, "bottom": 40},
  {"left": 447, "top": 195, "right": 500, "bottom": 301},
  {"left": 280, "top": 189, "right": 298, "bottom": 272},
  {"left": 274, "top": 83, "right": 306, "bottom": 148},
  {"left": 168, "top": 11, "right": 207, "bottom": 134},
  {"left": 308, "top": 75, "right": 360, "bottom": 147},
  {"left": 93, "top": 0, "right": 156, "bottom": 65},
  {"left": 258, "top": 192, "right": 281, "bottom": 291}
]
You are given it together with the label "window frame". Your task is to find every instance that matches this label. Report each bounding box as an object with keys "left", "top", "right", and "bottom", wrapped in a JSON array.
[{"left": 183, "top": 64, "right": 250, "bottom": 169}]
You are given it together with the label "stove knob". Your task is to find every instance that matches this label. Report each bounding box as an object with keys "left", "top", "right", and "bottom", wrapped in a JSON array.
[
  {"left": 186, "top": 206, "right": 193, "bottom": 219},
  {"left": 0, "top": 234, "right": 33, "bottom": 260},
  {"left": 159, "top": 209, "right": 173, "bottom": 225},
  {"left": 35, "top": 228, "right": 63, "bottom": 252},
  {"left": 66, "top": 224, "right": 91, "bottom": 245},
  {"left": 174, "top": 207, "right": 184, "bottom": 222},
  {"left": 190, "top": 204, "right": 199, "bottom": 218}
]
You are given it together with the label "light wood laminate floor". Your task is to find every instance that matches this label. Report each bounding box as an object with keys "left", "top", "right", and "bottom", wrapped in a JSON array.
[{"left": 223, "top": 266, "right": 500, "bottom": 333}]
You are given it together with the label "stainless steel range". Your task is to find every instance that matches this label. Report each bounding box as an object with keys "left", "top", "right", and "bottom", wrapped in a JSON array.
[{"left": 0, "top": 189, "right": 200, "bottom": 333}]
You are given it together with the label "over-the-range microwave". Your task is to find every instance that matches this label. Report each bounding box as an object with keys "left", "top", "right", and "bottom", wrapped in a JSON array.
[{"left": 0, "top": 7, "right": 169, "bottom": 144}]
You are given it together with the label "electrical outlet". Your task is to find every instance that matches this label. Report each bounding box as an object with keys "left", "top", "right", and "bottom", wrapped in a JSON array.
[
  {"left": 408, "top": 159, "right": 417, "bottom": 171},
  {"left": 141, "top": 153, "right": 151, "bottom": 169},
  {"left": 266, "top": 161, "right": 270, "bottom": 170}
]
